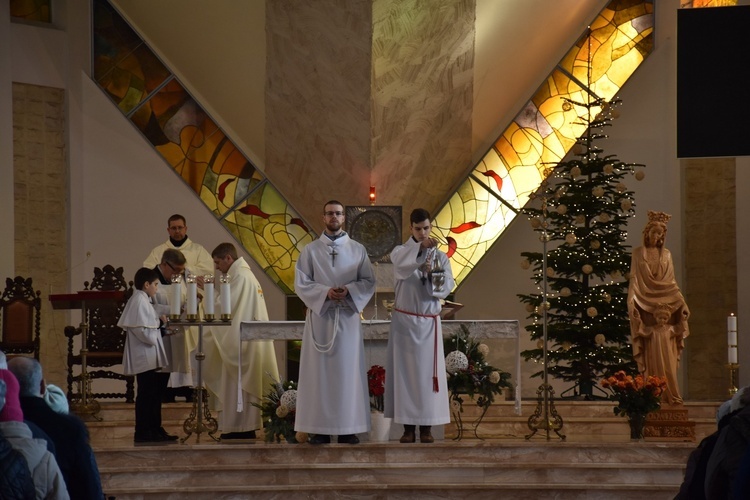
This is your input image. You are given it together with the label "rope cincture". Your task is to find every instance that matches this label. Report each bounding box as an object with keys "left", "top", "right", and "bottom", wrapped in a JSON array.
[{"left": 394, "top": 307, "right": 440, "bottom": 393}]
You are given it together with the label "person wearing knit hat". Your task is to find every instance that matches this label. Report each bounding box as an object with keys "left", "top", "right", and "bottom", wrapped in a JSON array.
[
  {"left": 0, "top": 376, "right": 70, "bottom": 499},
  {"left": 0, "top": 369, "right": 23, "bottom": 422},
  {"left": 43, "top": 384, "right": 69, "bottom": 415}
]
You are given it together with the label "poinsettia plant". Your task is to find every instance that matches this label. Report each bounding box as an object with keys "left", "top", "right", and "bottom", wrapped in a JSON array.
[
  {"left": 368, "top": 365, "right": 386, "bottom": 412},
  {"left": 601, "top": 370, "right": 667, "bottom": 417}
]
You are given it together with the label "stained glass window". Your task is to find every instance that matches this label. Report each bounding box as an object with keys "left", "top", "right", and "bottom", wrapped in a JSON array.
[
  {"left": 10, "top": 0, "right": 51, "bottom": 23},
  {"left": 433, "top": 0, "right": 655, "bottom": 288},
  {"left": 92, "top": 0, "right": 316, "bottom": 293}
]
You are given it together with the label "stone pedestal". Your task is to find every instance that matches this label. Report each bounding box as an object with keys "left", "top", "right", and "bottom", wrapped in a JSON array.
[{"left": 644, "top": 406, "right": 696, "bottom": 442}]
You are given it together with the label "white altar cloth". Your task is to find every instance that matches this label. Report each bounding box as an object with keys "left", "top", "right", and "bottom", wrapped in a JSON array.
[{"left": 240, "top": 320, "right": 522, "bottom": 411}]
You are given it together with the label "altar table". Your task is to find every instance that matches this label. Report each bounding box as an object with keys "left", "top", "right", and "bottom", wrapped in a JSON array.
[{"left": 240, "top": 319, "right": 522, "bottom": 410}]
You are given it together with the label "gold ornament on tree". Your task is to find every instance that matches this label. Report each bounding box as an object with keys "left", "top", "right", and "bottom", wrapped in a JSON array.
[
  {"left": 592, "top": 186, "right": 605, "bottom": 197},
  {"left": 556, "top": 204, "right": 568, "bottom": 215},
  {"left": 590, "top": 240, "right": 601, "bottom": 250},
  {"left": 582, "top": 264, "right": 593, "bottom": 274},
  {"left": 565, "top": 233, "right": 577, "bottom": 245},
  {"left": 587, "top": 307, "right": 598, "bottom": 318},
  {"left": 616, "top": 182, "right": 627, "bottom": 193},
  {"left": 570, "top": 166, "right": 582, "bottom": 178},
  {"left": 635, "top": 170, "right": 645, "bottom": 181},
  {"left": 559, "top": 287, "right": 571, "bottom": 297},
  {"left": 595, "top": 334, "right": 606, "bottom": 345},
  {"left": 520, "top": 258, "right": 531, "bottom": 270}
]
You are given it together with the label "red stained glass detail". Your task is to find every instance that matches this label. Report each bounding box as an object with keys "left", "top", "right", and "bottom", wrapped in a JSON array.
[
  {"left": 290, "top": 218, "right": 309, "bottom": 232},
  {"left": 451, "top": 222, "right": 482, "bottom": 234},
  {"left": 239, "top": 204, "right": 270, "bottom": 218},
  {"left": 446, "top": 237, "right": 457, "bottom": 258},
  {"left": 481, "top": 170, "right": 503, "bottom": 191},
  {"left": 218, "top": 178, "right": 235, "bottom": 203}
]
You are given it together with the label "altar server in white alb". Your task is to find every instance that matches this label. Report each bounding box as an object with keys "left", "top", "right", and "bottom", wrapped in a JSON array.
[
  {"left": 385, "top": 208, "right": 453, "bottom": 444},
  {"left": 202, "top": 243, "right": 279, "bottom": 439},
  {"left": 294, "top": 200, "right": 376, "bottom": 444}
]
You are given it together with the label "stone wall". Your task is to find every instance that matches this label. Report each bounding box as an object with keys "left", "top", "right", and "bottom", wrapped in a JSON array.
[
  {"left": 683, "top": 158, "right": 737, "bottom": 399},
  {"left": 12, "top": 82, "right": 69, "bottom": 384}
]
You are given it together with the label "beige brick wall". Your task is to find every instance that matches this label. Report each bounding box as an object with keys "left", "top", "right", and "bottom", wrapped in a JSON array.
[
  {"left": 12, "top": 82, "right": 69, "bottom": 384},
  {"left": 683, "top": 158, "right": 737, "bottom": 400}
]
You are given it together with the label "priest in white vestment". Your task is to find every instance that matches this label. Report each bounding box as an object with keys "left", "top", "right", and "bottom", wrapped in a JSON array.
[
  {"left": 144, "top": 214, "right": 214, "bottom": 277},
  {"left": 385, "top": 208, "right": 453, "bottom": 443},
  {"left": 144, "top": 214, "right": 213, "bottom": 399},
  {"left": 202, "top": 243, "right": 279, "bottom": 439},
  {"left": 150, "top": 249, "right": 193, "bottom": 391},
  {"left": 294, "top": 201, "right": 376, "bottom": 444}
]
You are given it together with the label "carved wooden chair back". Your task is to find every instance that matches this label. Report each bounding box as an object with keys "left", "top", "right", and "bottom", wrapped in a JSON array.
[
  {"left": 0, "top": 276, "right": 41, "bottom": 360},
  {"left": 65, "top": 265, "right": 135, "bottom": 402}
]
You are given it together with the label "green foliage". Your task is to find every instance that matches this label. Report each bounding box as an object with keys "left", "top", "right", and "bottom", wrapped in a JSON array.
[
  {"left": 251, "top": 379, "right": 298, "bottom": 443},
  {"left": 444, "top": 324, "right": 513, "bottom": 412},
  {"left": 518, "top": 97, "right": 639, "bottom": 394}
]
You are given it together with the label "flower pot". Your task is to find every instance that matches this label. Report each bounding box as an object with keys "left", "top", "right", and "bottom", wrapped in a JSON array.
[
  {"left": 369, "top": 412, "right": 392, "bottom": 442},
  {"left": 628, "top": 413, "right": 647, "bottom": 440}
]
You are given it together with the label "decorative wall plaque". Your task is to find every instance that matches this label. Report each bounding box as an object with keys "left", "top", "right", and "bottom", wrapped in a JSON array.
[{"left": 346, "top": 206, "right": 402, "bottom": 263}]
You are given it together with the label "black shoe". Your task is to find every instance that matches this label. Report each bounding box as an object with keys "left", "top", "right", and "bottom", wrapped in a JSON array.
[
  {"left": 337, "top": 434, "right": 359, "bottom": 444},
  {"left": 220, "top": 431, "right": 257, "bottom": 440},
  {"left": 134, "top": 432, "right": 155, "bottom": 443},
  {"left": 308, "top": 434, "right": 331, "bottom": 445},
  {"left": 134, "top": 432, "right": 170, "bottom": 443},
  {"left": 159, "top": 428, "right": 179, "bottom": 441}
]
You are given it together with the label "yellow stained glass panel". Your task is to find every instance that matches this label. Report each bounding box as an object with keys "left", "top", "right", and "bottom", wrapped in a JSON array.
[{"left": 435, "top": 0, "right": 654, "bottom": 289}]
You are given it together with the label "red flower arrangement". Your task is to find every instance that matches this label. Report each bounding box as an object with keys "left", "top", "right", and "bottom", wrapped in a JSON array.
[
  {"left": 601, "top": 370, "right": 667, "bottom": 417},
  {"left": 367, "top": 365, "right": 386, "bottom": 412}
]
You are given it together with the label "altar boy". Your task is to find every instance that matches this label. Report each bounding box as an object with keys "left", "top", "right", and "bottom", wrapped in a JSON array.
[{"left": 118, "top": 267, "right": 175, "bottom": 443}]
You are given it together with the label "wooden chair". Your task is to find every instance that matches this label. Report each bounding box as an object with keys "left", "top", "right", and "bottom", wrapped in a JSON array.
[
  {"left": 0, "top": 276, "right": 41, "bottom": 359},
  {"left": 65, "top": 265, "right": 135, "bottom": 402}
]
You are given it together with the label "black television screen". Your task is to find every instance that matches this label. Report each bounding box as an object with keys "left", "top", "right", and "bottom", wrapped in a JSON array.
[{"left": 677, "top": 5, "right": 750, "bottom": 158}]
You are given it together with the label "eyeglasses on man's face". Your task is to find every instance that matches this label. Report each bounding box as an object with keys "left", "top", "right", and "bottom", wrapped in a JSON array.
[{"left": 324, "top": 211, "right": 344, "bottom": 217}]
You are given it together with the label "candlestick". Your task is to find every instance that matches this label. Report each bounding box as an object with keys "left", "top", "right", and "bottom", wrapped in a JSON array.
[
  {"left": 170, "top": 274, "right": 182, "bottom": 319},
  {"left": 186, "top": 274, "right": 198, "bottom": 321},
  {"left": 203, "top": 274, "right": 215, "bottom": 320},
  {"left": 220, "top": 273, "right": 231, "bottom": 320}
]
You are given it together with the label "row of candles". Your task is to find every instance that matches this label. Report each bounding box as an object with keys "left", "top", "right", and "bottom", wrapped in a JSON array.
[
  {"left": 728, "top": 313, "right": 739, "bottom": 365},
  {"left": 169, "top": 273, "right": 231, "bottom": 320}
]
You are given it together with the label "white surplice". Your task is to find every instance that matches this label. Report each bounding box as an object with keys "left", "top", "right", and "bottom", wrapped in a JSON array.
[
  {"left": 385, "top": 238, "right": 453, "bottom": 426},
  {"left": 294, "top": 233, "right": 375, "bottom": 435},
  {"left": 202, "top": 257, "right": 279, "bottom": 432},
  {"left": 118, "top": 290, "right": 168, "bottom": 376}
]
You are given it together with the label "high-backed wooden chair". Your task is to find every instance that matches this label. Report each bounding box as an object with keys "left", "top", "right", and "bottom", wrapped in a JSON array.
[
  {"left": 0, "top": 276, "right": 41, "bottom": 359},
  {"left": 65, "top": 265, "right": 135, "bottom": 402}
]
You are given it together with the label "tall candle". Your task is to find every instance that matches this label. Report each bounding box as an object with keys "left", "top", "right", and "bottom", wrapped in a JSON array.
[
  {"left": 170, "top": 275, "right": 181, "bottom": 317},
  {"left": 186, "top": 274, "right": 197, "bottom": 316},
  {"left": 203, "top": 274, "right": 215, "bottom": 316},
  {"left": 220, "top": 274, "right": 231, "bottom": 316},
  {"left": 728, "top": 314, "right": 737, "bottom": 332},
  {"left": 729, "top": 345, "right": 738, "bottom": 364}
]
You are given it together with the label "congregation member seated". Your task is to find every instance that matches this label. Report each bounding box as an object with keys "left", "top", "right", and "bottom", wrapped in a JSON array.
[
  {"left": 0, "top": 376, "right": 68, "bottom": 499},
  {"left": 8, "top": 356, "right": 105, "bottom": 500}
]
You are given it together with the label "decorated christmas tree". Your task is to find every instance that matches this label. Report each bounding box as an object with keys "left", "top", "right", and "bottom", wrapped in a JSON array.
[{"left": 518, "top": 96, "right": 642, "bottom": 399}]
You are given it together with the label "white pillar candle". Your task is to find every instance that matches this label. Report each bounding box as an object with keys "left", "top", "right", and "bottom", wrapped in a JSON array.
[
  {"left": 729, "top": 345, "right": 738, "bottom": 364},
  {"left": 186, "top": 274, "right": 197, "bottom": 316},
  {"left": 728, "top": 314, "right": 737, "bottom": 330},
  {"left": 220, "top": 274, "right": 231, "bottom": 316},
  {"left": 203, "top": 276, "right": 215, "bottom": 315},
  {"left": 170, "top": 275, "right": 182, "bottom": 317}
]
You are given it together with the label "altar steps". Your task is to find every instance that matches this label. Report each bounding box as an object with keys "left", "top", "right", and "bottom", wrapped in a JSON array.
[
  {"left": 95, "top": 440, "right": 693, "bottom": 499},
  {"left": 84, "top": 401, "right": 716, "bottom": 499},
  {"left": 83, "top": 400, "right": 720, "bottom": 443}
]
